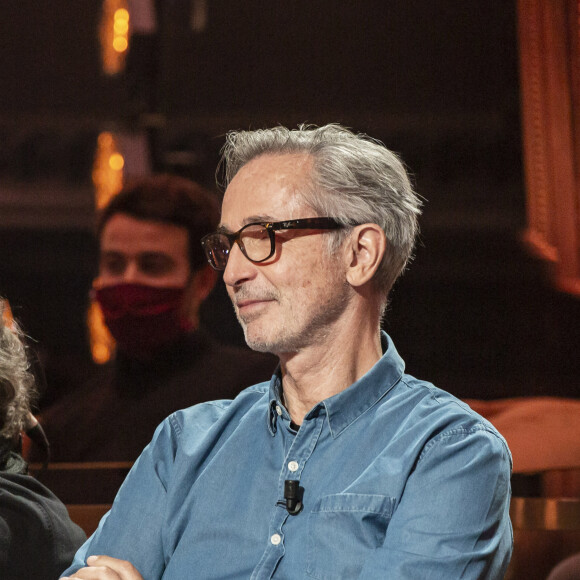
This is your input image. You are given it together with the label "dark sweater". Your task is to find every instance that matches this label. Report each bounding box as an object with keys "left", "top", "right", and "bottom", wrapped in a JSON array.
[{"left": 38, "top": 329, "right": 277, "bottom": 463}]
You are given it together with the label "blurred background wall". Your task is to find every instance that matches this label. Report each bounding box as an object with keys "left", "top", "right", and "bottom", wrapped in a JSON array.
[{"left": 0, "top": 0, "right": 578, "bottom": 405}]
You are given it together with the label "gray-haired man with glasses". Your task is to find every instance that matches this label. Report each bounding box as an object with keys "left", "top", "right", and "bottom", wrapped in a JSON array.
[{"left": 62, "top": 124, "right": 512, "bottom": 580}]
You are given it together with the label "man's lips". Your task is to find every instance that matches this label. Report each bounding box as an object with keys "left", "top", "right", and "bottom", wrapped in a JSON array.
[{"left": 236, "top": 298, "right": 273, "bottom": 310}]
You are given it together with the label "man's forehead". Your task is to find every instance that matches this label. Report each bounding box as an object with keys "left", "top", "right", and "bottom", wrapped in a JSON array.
[
  {"left": 100, "top": 214, "right": 189, "bottom": 249},
  {"left": 220, "top": 154, "right": 313, "bottom": 229},
  {"left": 218, "top": 202, "right": 312, "bottom": 233},
  {"left": 216, "top": 214, "right": 276, "bottom": 234}
]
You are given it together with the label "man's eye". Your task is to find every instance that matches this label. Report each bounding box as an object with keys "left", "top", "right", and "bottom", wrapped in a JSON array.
[
  {"left": 139, "top": 256, "right": 173, "bottom": 275},
  {"left": 242, "top": 225, "right": 269, "bottom": 241},
  {"left": 100, "top": 256, "right": 126, "bottom": 275}
]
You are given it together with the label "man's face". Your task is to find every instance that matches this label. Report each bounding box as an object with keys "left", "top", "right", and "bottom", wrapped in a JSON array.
[
  {"left": 220, "top": 153, "right": 352, "bottom": 354},
  {"left": 98, "top": 213, "right": 191, "bottom": 288}
]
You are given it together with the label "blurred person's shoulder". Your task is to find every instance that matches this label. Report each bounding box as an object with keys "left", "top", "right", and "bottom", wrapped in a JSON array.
[{"left": 198, "top": 329, "right": 278, "bottom": 385}]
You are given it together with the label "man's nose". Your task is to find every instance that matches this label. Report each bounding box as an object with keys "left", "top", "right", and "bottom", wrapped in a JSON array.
[
  {"left": 120, "top": 261, "right": 143, "bottom": 283},
  {"left": 223, "top": 243, "right": 256, "bottom": 287}
]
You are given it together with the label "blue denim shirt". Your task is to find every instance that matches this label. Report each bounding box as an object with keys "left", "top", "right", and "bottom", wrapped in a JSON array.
[{"left": 63, "top": 333, "right": 513, "bottom": 579}]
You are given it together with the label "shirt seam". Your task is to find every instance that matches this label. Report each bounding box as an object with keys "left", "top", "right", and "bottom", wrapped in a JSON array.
[
  {"left": 313, "top": 507, "right": 392, "bottom": 515},
  {"left": 418, "top": 422, "right": 510, "bottom": 464},
  {"left": 168, "top": 412, "right": 182, "bottom": 438},
  {"left": 397, "top": 378, "right": 511, "bottom": 465}
]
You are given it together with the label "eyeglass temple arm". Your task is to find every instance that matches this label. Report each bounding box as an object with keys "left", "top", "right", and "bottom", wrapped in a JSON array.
[{"left": 271, "top": 218, "right": 345, "bottom": 231}]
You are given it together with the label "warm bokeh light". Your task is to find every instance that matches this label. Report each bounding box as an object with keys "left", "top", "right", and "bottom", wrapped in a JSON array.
[
  {"left": 92, "top": 131, "right": 124, "bottom": 210},
  {"left": 90, "top": 131, "right": 124, "bottom": 363},
  {"left": 113, "top": 8, "right": 130, "bottom": 53},
  {"left": 114, "top": 19, "right": 129, "bottom": 35},
  {"left": 109, "top": 152, "right": 125, "bottom": 171},
  {"left": 113, "top": 37, "right": 128, "bottom": 53},
  {"left": 87, "top": 300, "right": 115, "bottom": 365},
  {"left": 1, "top": 299, "right": 14, "bottom": 328},
  {"left": 115, "top": 8, "right": 129, "bottom": 21},
  {"left": 98, "top": 132, "right": 113, "bottom": 147},
  {"left": 99, "top": 0, "right": 130, "bottom": 74}
]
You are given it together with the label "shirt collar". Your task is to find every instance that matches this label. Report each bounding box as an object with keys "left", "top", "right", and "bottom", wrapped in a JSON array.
[
  {"left": 267, "top": 371, "right": 285, "bottom": 436},
  {"left": 267, "top": 331, "right": 405, "bottom": 437}
]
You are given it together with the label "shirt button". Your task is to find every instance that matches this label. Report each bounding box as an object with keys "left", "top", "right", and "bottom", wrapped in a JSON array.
[
  {"left": 270, "top": 533, "right": 282, "bottom": 545},
  {"left": 275, "top": 405, "right": 282, "bottom": 416},
  {"left": 288, "top": 461, "right": 299, "bottom": 472}
]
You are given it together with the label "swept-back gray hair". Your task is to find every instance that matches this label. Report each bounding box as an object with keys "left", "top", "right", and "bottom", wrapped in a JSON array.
[
  {"left": 219, "top": 124, "right": 422, "bottom": 300},
  {"left": 0, "top": 300, "right": 35, "bottom": 439}
]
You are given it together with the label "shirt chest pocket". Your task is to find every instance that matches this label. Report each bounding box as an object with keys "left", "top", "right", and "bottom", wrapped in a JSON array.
[{"left": 305, "top": 493, "right": 395, "bottom": 579}]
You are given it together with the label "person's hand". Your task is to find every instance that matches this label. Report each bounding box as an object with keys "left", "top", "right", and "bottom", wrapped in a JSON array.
[{"left": 62, "top": 555, "right": 144, "bottom": 579}]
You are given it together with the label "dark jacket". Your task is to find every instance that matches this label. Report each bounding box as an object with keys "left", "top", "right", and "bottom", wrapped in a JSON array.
[{"left": 0, "top": 450, "right": 86, "bottom": 580}]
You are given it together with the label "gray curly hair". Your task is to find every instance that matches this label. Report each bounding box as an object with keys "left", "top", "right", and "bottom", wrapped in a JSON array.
[
  {"left": 0, "top": 300, "right": 35, "bottom": 440},
  {"left": 219, "top": 124, "right": 422, "bottom": 303}
]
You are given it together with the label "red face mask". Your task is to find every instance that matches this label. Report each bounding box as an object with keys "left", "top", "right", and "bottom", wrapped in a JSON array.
[{"left": 94, "top": 283, "right": 193, "bottom": 359}]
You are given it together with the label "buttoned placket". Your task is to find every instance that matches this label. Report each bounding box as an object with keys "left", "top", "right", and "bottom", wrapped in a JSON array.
[{"left": 250, "top": 405, "right": 325, "bottom": 579}]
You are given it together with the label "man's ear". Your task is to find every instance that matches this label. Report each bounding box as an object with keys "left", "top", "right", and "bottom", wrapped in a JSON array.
[
  {"left": 190, "top": 264, "right": 218, "bottom": 303},
  {"left": 182, "top": 265, "right": 218, "bottom": 325},
  {"left": 344, "top": 224, "right": 386, "bottom": 288}
]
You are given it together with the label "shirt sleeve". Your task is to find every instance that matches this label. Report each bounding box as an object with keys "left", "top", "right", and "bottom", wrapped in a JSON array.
[
  {"left": 60, "top": 416, "right": 179, "bottom": 579},
  {"left": 358, "top": 424, "right": 513, "bottom": 579}
]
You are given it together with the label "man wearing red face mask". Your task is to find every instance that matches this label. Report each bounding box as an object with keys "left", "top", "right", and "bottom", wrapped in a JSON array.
[{"left": 36, "top": 175, "right": 276, "bottom": 470}]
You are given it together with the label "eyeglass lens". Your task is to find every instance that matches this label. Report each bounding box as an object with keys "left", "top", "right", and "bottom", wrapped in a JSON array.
[
  {"left": 204, "top": 223, "right": 273, "bottom": 270},
  {"left": 237, "top": 224, "right": 272, "bottom": 261}
]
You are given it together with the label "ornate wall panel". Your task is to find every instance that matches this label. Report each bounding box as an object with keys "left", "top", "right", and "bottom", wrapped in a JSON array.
[{"left": 518, "top": 0, "right": 580, "bottom": 296}]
